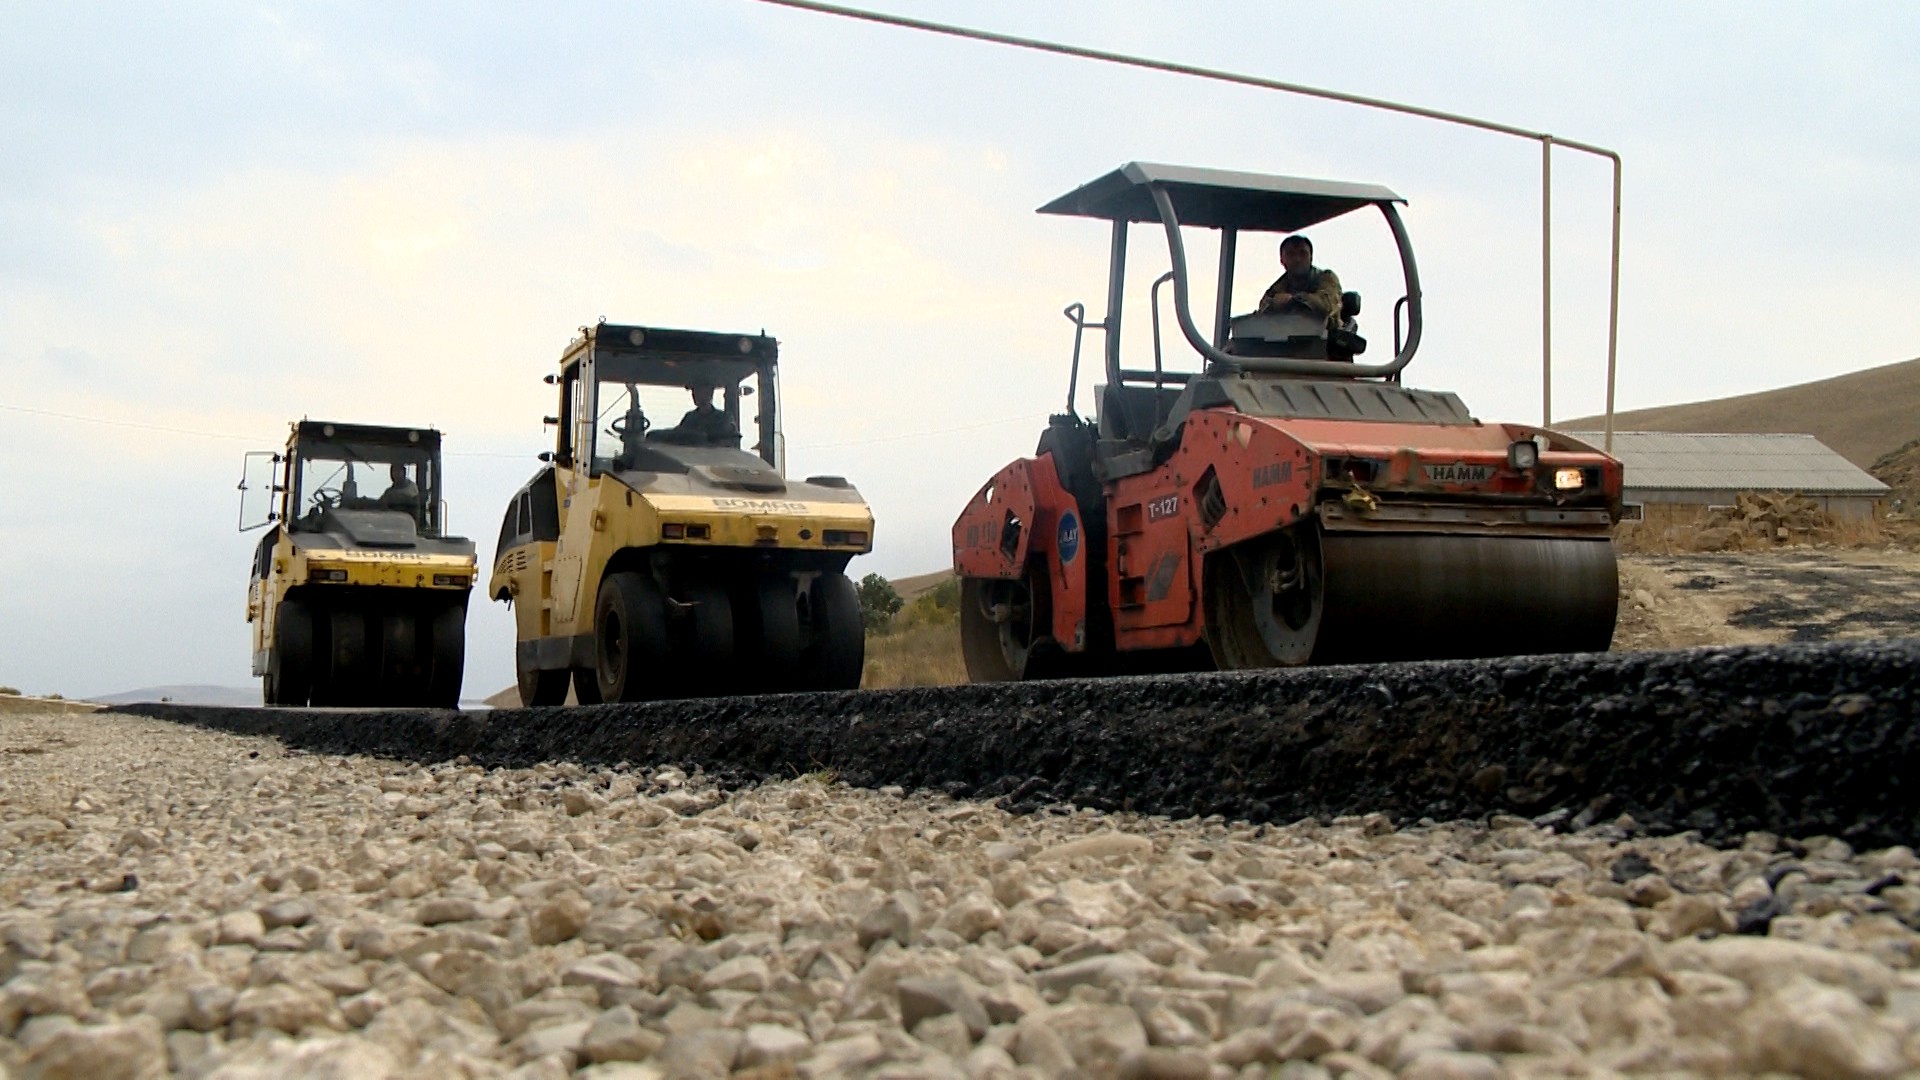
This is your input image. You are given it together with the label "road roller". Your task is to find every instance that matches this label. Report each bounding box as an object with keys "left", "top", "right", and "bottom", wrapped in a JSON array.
[
  {"left": 953, "top": 162, "right": 1623, "bottom": 679},
  {"left": 491, "top": 322, "right": 874, "bottom": 705},
  {"left": 240, "top": 421, "right": 477, "bottom": 706}
]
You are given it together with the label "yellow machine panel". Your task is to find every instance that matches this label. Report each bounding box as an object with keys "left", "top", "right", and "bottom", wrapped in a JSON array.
[
  {"left": 242, "top": 420, "right": 478, "bottom": 707},
  {"left": 493, "top": 323, "right": 874, "bottom": 705}
]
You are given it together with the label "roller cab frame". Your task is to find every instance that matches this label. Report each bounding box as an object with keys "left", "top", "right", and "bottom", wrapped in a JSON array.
[
  {"left": 240, "top": 420, "right": 477, "bottom": 707},
  {"left": 492, "top": 322, "right": 873, "bottom": 706},
  {"left": 953, "top": 162, "right": 1624, "bottom": 679}
]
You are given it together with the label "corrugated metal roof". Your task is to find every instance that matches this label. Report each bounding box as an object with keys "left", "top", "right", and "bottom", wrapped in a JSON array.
[{"left": 1558, "top": 431, "right": 1890, "bottom": 496}]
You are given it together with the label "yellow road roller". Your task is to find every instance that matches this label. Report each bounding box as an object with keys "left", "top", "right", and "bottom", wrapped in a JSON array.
[
  {"left": 241, "top": 421, "right": 477, "bottom": 707},
  {"left": 491, "top": 322, "right": 874, "bottom": 705}
]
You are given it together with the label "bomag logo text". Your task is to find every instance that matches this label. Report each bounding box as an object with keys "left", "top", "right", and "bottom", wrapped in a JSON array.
[{"left": 711, "top": 498, "right": 811, "bottom": 513}]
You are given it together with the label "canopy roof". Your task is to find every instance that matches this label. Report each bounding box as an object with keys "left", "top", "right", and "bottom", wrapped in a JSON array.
[{"left": 1037, "top": 161, "right": 1403, "bottom": 232}]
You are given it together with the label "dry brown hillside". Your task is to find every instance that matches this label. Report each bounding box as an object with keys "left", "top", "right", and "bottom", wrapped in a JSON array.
[
  {"left": 1559, "top": 356, "right": 1920, "bottom": 468},
  {"left": 1874, "top": 438, "right": 1920, "bottom": 506},
  {"left": 887, "top": 569, "right": 957, "bottom": 601}
]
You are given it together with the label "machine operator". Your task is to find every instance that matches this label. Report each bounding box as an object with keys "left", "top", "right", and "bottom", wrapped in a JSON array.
[
  {"left": 1258, "top": 234, "right": 1344, "bottom": 329},
  {"left": 653, "top": 379, "right": 737, "bottom": 447}
]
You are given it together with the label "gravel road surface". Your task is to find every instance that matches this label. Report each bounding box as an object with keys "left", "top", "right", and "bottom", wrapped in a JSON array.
[{"left": 7, "top": 701, "right": 1920, "bottom": 1078}]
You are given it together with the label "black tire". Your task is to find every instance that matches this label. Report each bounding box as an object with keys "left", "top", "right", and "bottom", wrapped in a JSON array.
[
  {"left": 1203, "top": 526, "right": 1323, "bottom": 670},
  {"left": 267, "top": 598, "right": 314, "bottom": 706},
  {"left": 377, "top": 608, "right": 421, "bottom": 705},
  {"left": 673, "top": 578, "right": 734, "bottom": 698},
  {"left": 426, "top": 602, "right": 466, "bottom": 708},
  {"left": 517, "top": 653, "right": 569, "bottom": 706},
  {"left": 735, "top": 574, "right": 803, "bottom": 693},
  {"left": 594, "top": 571, "right": 668, "bottom": 703},
  {"left": 320, "top": 605, "right": 369, "bottom": 706},
  {"left": 800, "top": 572, "right": 864, "bottom": 691},
  {"left": 571, "top": 668, "right": 603, "bottom": 705}
]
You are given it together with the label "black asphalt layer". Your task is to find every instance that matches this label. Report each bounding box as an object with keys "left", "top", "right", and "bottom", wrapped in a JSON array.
[{"left": 116, "top": 639, "right": 1920, "bottom": 848}]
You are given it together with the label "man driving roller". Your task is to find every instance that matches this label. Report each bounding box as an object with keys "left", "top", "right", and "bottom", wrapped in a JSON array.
[
  {"left": 1259, "top": 234, "right": 1344, "bottom": 329},
  {"left": 654, "top": 378, "right": 737, "bottom": 447}
]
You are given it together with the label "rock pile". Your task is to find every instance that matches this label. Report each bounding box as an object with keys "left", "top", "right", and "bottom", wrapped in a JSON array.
[
  {"left": 1690, "top": 492, "right": 1840, "bottom": 550},
  {"left": 5, "top": 709, "right": 1920, "bottom": 1078}
]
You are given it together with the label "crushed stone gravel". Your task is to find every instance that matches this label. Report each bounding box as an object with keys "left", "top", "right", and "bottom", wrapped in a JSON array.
[{"left": 6, "top": 709, "right": 1920, "bottom": 1078}]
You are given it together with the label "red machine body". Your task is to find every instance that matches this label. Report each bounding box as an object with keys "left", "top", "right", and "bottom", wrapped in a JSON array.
[{"left": 953, "top": 163, "right": 1623, "bottom": 679}]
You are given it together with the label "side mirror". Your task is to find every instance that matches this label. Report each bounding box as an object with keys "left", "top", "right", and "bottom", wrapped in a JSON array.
[
  {"left": 538, "top": 451, "right": 555, "bottom": 463},
  {"left": 543, "top": 374, "right": 559, "bottom": 385},
  {"left": 739, "top": 385, "right": 755, "bottom": 398},
  {"left": 543, "top": 416, "right": 560, "bottom": 426}
]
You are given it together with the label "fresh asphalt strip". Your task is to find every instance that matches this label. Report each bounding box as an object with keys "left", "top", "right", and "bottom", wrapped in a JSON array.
[{"left": 116, "top": 639, "right": 1920, "bottom": 848}]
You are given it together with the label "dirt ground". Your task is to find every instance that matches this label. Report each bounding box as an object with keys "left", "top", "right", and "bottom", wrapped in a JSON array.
[{"left": 1613, "top": 546, "right": 1920, "bottom": 651}]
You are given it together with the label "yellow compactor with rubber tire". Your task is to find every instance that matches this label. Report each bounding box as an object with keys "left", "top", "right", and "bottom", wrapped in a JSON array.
[
  {"left": 491, "top": 323, "right": 874, "bottom": 705},
  {"left": 241, "top": 421, "right": 477, "bottom": 707}
]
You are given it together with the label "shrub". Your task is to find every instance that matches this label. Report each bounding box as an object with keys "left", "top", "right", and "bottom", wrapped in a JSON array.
[
  {"left": 896, "top": 576, "right": 961, "bottom": 631},
  {"left": 857, "top": 573, "right": 903, "bottom": 633}
]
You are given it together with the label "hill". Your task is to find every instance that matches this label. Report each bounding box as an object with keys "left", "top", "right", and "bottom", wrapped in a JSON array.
[
  {"left": 88, "top": 684, "right": 259, "bottom": 707},
  {"left": 1559, "top": 356, "right": 1920, "bottom": 469},
  {"left": 888, "top": 569, "right": 958, "bottom": 602}
]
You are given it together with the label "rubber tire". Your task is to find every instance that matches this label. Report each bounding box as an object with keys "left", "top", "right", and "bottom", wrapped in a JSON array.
[
  {"left": 673, "top": 579, "right": 734, "bottom": 698},
  {"left": 378, "top": 608, "right": 420, "bottom": 705},
  {"left": 268, "top": 599, "right": 314, "bottom": 706},
  {"left": 745, "top": 575, "right": 803, "bottom": 693},
  {"left": 800, "top": 572, "right": 864, "bottom": 691},
  {"left": 594, "top": 572, "right": 669, "bottom": 703},
  {"left": 426, "top": 602, "right": 466, "bottom": 708},
  {"left": 322, "top": 606, "right": 369, "bottom": 706},
  {"left": 570, "top": 668, "right": 603, "bottom": 705},
  {"left": 517, "top": 655, "right": 569, "bottom": 706}
]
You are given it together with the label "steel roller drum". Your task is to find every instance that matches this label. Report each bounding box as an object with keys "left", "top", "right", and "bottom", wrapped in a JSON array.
[{"left": 1311, "top": 533, "right": 1619, "bottom": 664}]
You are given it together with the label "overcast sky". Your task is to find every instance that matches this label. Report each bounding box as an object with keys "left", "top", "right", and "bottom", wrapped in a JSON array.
[{"left": 3, "top": 1, "right": 1916, "bottom": 698}]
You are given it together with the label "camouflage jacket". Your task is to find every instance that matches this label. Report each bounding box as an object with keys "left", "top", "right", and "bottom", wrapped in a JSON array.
[{"left": 1259, "top": 266, "right": 1343, "bottom": 324}]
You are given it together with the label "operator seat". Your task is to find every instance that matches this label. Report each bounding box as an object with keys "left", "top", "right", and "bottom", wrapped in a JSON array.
[{"left": 1225, "top": 291, "right": 1367, "bottom": 362}]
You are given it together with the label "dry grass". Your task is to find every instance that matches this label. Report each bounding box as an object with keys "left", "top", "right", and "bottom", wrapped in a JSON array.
[
  {"left": 862, "top": 621, "right": 967, "bottom": 689},
  {"left": 1614, "top": 514, "right": 1889, "bottom": 555}
]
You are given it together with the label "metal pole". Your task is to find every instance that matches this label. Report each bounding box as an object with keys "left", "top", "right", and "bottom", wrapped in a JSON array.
[
  {"left": 1541, "top": 136, "right": 1552, "bottom": 429},
  {"left": 1604, "top": 154, "right": 1622, "bottom": 454},
  {"left": 1213, "top": 229, "right": 1238, "bottom": 349},
  {"left": 747, "top": 0, "right": 1623, "bottom": 442}
]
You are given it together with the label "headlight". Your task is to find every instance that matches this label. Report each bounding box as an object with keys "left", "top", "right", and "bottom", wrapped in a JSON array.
[
  {"left": 432, "top": 574, "right": 471, "bottom": 587},
  {"left": 1553, "top": 468, "right": 1585, "bottom": 491},
  {"left": 1507, "top": 440, "right": 1539, "bottom": 471},
  {"left": 309, "top": 568, "right": 348, "bottom": 583}
]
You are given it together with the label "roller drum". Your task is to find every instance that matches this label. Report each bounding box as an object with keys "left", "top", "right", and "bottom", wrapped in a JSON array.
[{"left": 1314, "top": 532, "right": 1617, "bottom": 663}]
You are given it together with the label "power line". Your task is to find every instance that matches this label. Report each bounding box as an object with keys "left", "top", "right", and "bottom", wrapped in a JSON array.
[
  {"left": 0, "top": 401, "right": 271, "bottom": 443},
  {"left": 2, "top": 399, "right": 1039, "bottom": 457},
  {"left": 793, "top": 413, "right": 1045, "bottom": 451},
  {"left": 744, "top": 0, "right": 1625, "bottom": 448}
]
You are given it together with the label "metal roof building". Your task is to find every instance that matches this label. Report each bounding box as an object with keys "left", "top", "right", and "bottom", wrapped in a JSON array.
[{"left": 1559, "top": 431, "right": 1890, "bottom": 520}]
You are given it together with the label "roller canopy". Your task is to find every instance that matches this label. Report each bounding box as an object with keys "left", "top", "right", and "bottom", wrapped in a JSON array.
[{"left": 1038, "top": 161, "right": 1404, "bottom": 232}]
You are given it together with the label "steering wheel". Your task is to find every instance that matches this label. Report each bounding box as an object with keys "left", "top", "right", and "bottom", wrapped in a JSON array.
[
  {"left": 608, "top": 410, "right": 650, "bottom": 440},
  {"left": 311, "top": 486, "right": 343, "bottom": 510}
]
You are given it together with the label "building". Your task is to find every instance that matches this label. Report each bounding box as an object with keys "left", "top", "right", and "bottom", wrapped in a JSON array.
[{"left": 1557, "top": 431, "right": 1890, "bottom": 524}]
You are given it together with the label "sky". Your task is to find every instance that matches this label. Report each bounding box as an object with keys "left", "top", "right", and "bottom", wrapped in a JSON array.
[{"left": 2, "top": 0, "right": 1917, "bottom": 698}]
